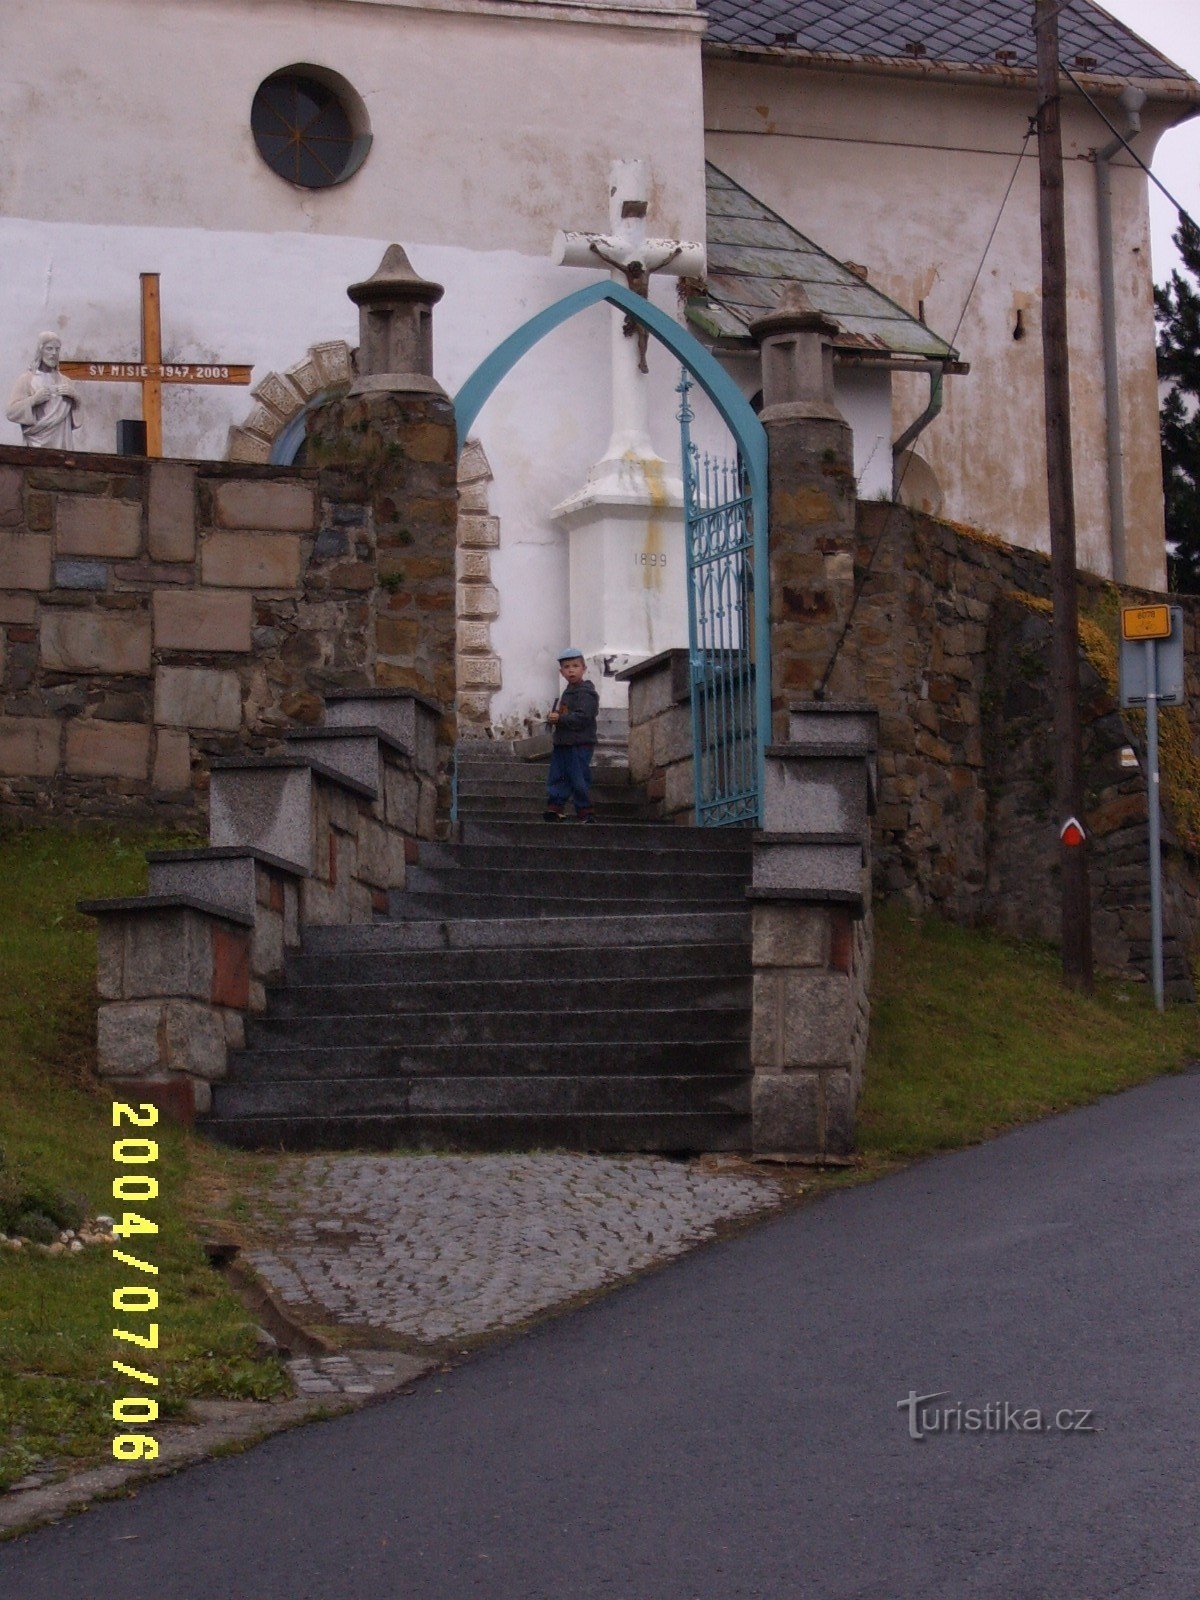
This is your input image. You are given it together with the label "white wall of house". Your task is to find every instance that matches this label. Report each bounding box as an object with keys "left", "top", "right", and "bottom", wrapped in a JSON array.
[
  {"left": 704, "top": 58, "right": 1195, "bottom": 588},
  {"left": 1, "top": 0, "right": 706, "bottom": 726}
]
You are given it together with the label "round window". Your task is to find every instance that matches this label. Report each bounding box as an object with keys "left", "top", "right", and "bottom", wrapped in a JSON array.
[{"left": 251, "top": 67, "right": 371, "bottom": 189}]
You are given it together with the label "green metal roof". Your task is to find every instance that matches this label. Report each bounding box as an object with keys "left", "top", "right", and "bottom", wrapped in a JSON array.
[{"left": 693, "top": 163, "right": 961, "bottom": 363}]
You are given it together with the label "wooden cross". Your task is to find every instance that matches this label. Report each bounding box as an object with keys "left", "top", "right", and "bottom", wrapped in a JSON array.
[{"left": 60, "top": 274, "right": 253, "bottom": 458}]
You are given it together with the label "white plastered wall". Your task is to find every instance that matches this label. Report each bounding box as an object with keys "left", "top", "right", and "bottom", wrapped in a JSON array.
[
  {"left": 704, "top": 59, "right": 1190, "bottom": 588},
  {"left": 0, "top": 0, "right": 706, "bottom": 725}
]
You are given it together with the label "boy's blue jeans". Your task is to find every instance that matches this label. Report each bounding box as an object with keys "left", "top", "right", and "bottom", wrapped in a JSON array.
[{"left": 546, "top": 744, "right": 594, "bottom": 813}]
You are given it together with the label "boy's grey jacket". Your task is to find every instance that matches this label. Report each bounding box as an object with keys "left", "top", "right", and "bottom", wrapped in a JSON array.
[{"left": 552, "top": 679, "right": 599, "bottom": 746}]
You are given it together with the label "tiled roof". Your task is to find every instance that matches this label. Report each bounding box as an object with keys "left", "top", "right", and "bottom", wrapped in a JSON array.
[
  {"left": 693, "top": 163, "right": 960, "bottom": 362},
  {"left": 700, "top": 0, "right": 1192, "bottom": 82}
]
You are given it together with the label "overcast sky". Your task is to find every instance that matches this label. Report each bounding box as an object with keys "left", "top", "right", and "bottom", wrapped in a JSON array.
[{"left": 1095, "top": 0, "right": 1200, "bottom": 282}]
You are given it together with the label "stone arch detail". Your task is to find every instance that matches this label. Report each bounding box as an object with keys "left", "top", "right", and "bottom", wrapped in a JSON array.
[
  {"left": 456, "top": 438, "right": 502, "bottom": 736},
  {"left": 226, "top": 341, "right": 354, "bottom": 463}
]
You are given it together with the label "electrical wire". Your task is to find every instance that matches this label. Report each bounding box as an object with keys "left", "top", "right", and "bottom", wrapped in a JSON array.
[
  {"left": 814, "top": 121, "right": 1037, "bottom": 697},
  {"left": 814, "top": 3, "right": 1200, "bottom": 694},
  {"left": 1057, "top": 53, "right": 1200, "bottom": 238}
]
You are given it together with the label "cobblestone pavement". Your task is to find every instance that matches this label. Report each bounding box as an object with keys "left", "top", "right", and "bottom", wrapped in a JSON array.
[{"left": 244, "top": 1154, "right": 785, "bottom": 1346}]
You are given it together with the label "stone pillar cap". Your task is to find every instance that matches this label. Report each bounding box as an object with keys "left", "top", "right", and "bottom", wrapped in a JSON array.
[
  {"left": 749, "top": 283, "right": 841, "bottom": 344},
  {"left": 348, "top": 245, "right": 444, "bottom": 309}
]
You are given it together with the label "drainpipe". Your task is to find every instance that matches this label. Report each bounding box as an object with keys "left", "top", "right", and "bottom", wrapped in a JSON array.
[
  {"left": 1094, "top": 86, "right": 1146, "bottom": 586},
  {"left": 892, "top": 362, "right": 945, "bottom": 496}
]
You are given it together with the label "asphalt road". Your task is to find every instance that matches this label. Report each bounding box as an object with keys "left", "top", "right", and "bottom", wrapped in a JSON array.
[{"left": 5, "top": 1069, "right": 1200, "bottom": 1600}]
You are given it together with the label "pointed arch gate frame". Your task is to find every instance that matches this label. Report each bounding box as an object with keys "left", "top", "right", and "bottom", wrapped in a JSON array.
[{"left": 452, "top": 280, "right": 771, "bottom": 826}]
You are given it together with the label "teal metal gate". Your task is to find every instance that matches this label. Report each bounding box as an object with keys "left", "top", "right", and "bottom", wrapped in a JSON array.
[
  {"left": 679, "top": 373, "right": 764, "bottom": 827},
  {"left": 450, "top": 281, "right": 770, "bottom": 828}
]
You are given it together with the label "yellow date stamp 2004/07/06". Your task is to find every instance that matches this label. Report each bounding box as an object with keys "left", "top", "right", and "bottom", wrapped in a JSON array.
[{"left": 110, "top": 1102, "right": 163, "bottom": 1462}]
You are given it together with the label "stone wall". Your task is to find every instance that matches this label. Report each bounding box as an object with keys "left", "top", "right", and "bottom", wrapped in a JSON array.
[
  {"left": 844, "top": 503, "right": 1200, "bottom": 994},
  {"left": 0, "top": 442, "right": 379, "bottom": 816},
  {"left": 305, "top": 390, "right": 457, "bottom": 732},
  {"left": 621, "top": 495, "right": 1200, "bottom": 994},
  {"left": 455, "top": 438, "right": 502, "bottom": 736},
  {"left": 622, "top": 649, "right": 695, "bottom": 822}
]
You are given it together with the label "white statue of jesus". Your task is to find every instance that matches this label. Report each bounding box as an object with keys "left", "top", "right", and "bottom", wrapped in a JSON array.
[{"left": 6, "top": 332, "right": 81, "bottom": 449}]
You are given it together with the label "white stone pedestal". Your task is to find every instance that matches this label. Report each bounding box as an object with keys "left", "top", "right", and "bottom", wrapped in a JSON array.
[{"left": 553, "top": 453, "right": 688, "bottom": 710}]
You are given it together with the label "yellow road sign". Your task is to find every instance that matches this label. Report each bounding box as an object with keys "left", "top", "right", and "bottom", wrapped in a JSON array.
[{"left": 1121, "top": 605, "right": 1172, "bottom": 641}]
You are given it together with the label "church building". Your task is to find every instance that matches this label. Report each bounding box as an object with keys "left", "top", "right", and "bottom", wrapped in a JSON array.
[{"left": 3, "top": 0, "right": 1197, "bottom": 731}]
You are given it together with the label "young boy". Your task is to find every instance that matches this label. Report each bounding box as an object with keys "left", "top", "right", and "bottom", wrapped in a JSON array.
[{"left": 544, "top": 648, "right": 600, "bottom": 822}]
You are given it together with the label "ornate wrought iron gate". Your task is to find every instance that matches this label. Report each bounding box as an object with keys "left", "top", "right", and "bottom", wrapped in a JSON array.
[
  {"left": 679, "top": 373, "right": 763, "bottom": 827},
  {"left": 451, "top": 283, "right": 770, "bottom": 829}
]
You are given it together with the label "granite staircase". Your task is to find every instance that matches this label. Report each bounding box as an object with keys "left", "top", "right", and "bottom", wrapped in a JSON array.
[{"left": 205, "top": 746, "right": 756, "bottom": 1152}]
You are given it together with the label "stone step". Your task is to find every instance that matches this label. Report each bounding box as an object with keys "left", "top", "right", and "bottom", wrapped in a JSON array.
[
  {"left": 456, "top": 818, "right": 751, "bottom": 849},
  {"left": 303, "top": 911, "right": 750, "bottom": 952},
  {"left": 385, "top": 890, "right": 747, "bottom": 920},
  {"left": 455, "top": 739, "right": 520, "bottom": 759},
  {"left": 203, "top": 1109, "right": 750, "bottom": 1154},
  {"left": 455, "top": 794, "right": 654, "bottom": 817},
  {"left": 455, "top": 768, "right": 634, "bottom": 794},
  {"left": 245, "top": 1004, "right": 751, "bottom": 1048},
  {"left": 404, "top": 865, "right": 748, "bottom": 901},
  {"left": 417, "top": 841, "right": 751, "bottom": 875},
  {"left": 283, "top": 940, "right": 752, "bottom": 986},
  {"left": 214, "top": 1072, "right": 749, "bottom": 1120},
  {"left": 267, "top": 971, "right": 752, "bottom": 1015},
  {"left": 214, "top": 1075, "right": 752, "bottom": 1126},
  {"left": 222, "top": 1037, "right": 749, "bottom": 1083}
]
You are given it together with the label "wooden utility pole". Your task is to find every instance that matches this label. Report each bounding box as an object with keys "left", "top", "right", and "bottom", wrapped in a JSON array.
[{"left": 1034, "top": 0, "right": 1094, "bottom": 990}]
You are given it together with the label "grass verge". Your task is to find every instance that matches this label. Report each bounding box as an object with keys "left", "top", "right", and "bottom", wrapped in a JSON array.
[
  {"left": 0, "top": 823, "right": 288, "bottom": 1495},
  {"left": 858, "top": 902, "right": 1198, "bottom": 1165}
]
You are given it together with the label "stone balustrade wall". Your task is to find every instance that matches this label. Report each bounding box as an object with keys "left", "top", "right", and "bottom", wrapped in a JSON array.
[
  {"left": 82, "top": 700, "right": 437, "bottom": 1118},
  {"left": 621, "top": 649, "right": 695, "bottom": 823},
  {"left": 0, "top": 433, "right": 458, "bottom": 819},
  {"left": 0, "top": 443, "right": 378, "bottom": 816},
  {"left": 844, "top": 504, "right": 1200, "bottom": 995}
]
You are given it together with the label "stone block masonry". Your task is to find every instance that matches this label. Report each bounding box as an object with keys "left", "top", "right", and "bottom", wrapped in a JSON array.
[
  {"left": 844, "top": 504, "right": 1200, "bottom": 995},
  {"left": 454, "top": 439, "right": 503, "bottom": 736},
  {"left": 82, "top": 704, "right": 435, "bottom": 1116},
  {"left": 748, "top": 711, "right": 876, "bottom": 1159},
  {"left": 305, "top": 391, "right": 457, "bottom": 755},
  {"left": 0, "top": 443, "right": 380, "bottom": 818},
  {"left": 621, "top": 650, "right": 695, "bottom": 823}
]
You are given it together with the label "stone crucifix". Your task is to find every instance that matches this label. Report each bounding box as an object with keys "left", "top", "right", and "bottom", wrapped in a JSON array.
[{"left": 552, "top": 159, "right": 704, "bottom": 467}]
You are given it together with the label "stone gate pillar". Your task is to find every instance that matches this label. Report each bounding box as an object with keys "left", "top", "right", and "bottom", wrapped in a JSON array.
[
  {"left": 746, "top": 288, "right": 875, "bottom": 1159},
  {"left": 305, "top": 246, "right": 458, "bottom": 750},
  {"left": 750, "top": 287, "right": 858, "bottom": 737}
]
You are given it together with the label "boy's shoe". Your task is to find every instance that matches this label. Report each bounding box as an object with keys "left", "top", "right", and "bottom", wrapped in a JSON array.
[
  {"left": 543, "top": 807, "right": 566, "bottom": 822},
  {"left": 575, "top": 809, "right": 595, "bottom": 824}
]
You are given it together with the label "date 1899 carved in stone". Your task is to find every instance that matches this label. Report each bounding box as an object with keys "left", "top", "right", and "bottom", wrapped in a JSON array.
[{"left": 6, "top": 332, "right": 81, "bottom": 450}]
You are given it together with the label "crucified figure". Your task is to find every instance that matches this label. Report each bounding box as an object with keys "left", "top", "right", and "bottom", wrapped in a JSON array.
[{"left": 552, "top": 160, "right": 704, "bottom": 460}]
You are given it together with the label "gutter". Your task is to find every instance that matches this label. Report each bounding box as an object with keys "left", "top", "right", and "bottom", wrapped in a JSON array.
[
  {"left": 892, "top": 363, "right": 947, "bottom": 496},
  {"left": 700, "top": 43, "right": 1200, "bottom": 109}
]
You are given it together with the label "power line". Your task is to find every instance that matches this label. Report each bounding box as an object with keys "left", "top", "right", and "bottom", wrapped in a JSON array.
[{"left": 815, "top": 122, "right": 1037, "bottom": 697}]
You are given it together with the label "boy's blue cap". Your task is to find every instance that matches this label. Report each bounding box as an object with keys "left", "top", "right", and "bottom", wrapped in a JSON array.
[{"left": 557, "top": 647, "right": 585, "bottom": 662}]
